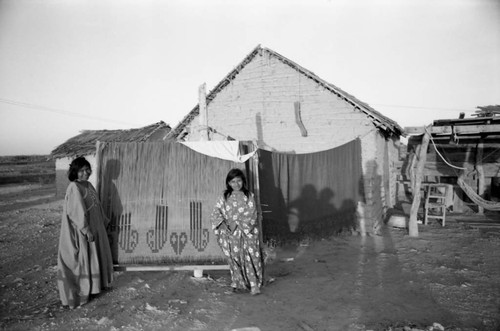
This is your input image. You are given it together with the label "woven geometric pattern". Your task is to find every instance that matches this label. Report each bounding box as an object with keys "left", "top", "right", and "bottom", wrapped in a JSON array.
[{"left": 96, "top": 142, "right": 243, "bottom": 264}]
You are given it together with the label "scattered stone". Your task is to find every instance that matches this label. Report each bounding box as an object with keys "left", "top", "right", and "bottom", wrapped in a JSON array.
[
  {"left": 432, "top": 322, "right": 444, "bottom": 331},
  {"left": 298, "top": 320, "right": 314, "bottom": 331},
  {"left": 145, "top": 303, "right": 160, "bottom": 312},
  {"left": 47, "top": 266, "right": 58, "bottom": 273},
  {"left": 97, "top": 316, "right": 111, "bottom": 325}
]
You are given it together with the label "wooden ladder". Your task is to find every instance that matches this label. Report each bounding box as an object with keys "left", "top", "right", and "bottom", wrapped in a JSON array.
[{"left": 424, "top": 184, "right": 449, "bottom": 226}]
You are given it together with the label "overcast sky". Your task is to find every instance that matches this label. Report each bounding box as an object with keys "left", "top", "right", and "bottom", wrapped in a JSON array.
[{"left": 0, "top": 0, "right": 499, "bottom": 156}]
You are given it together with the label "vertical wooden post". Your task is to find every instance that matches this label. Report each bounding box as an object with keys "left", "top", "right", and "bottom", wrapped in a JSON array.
[
  {"left": 198, "top": 83, "right": 209, "bottom": 141},
  {"left": 409, "top": 145, "right": 420, "bottom": 194},
  {"left": 409, "top": 127, "right": 431, "bottom": 237},
  {"left": 246, "top": 141, "right": 265, "bottom": 278},
  {"left": 249, "top": 141, "right": 263, "bottom": 244},
  {"left": 95, "top": 141, "right": 103, "bottom": 198},
  {"left": 476, "top": 141, "right": 484, "bottom": 214}
]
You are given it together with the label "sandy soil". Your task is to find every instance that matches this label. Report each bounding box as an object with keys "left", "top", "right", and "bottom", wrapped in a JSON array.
[{"left": 0, "top": 184, "right": 499, "bottom": 331}]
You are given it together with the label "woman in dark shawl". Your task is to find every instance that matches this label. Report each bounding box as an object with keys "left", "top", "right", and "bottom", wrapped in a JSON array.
[{"left": 57, "top": 157, "right": 113, "bottom": 308}]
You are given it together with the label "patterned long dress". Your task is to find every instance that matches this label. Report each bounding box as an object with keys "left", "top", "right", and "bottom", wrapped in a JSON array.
[
  {"left": 57, "top": 181, "right": 114, "bottom": 308},
  {"left": 210, "top": 191, "right": 263, "bottom": 291}
]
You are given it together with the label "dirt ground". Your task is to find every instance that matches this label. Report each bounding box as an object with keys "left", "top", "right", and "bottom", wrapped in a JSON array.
[{"left": 1, "top": 184, "right": 499, "bottom": 331}]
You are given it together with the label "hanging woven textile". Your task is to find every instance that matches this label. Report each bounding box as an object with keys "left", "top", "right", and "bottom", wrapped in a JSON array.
[
  {"left": 96, "top": 141, "right": 244, "bottom": 264},
  {"left": 258, "top": 138, "right": 363, "bottom": 242}
]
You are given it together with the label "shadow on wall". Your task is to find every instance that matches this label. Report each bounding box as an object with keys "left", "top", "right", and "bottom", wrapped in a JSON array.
[
  {"left": 262, "top": 183, "right": 358, "bottom": 245},
  {"left": 287, "top": 185, "right": 357, "bottom": 241},
  {"left": 360, "top": 160, "right": 383, "bottom": 235}
]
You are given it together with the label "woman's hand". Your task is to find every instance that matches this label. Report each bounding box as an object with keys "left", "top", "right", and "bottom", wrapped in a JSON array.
[
  {"left": 86, "top": 232, "right": 95, "bottom": 242},
  {"left": 219, "top": 222, "right": 231, "bottom": 232}
]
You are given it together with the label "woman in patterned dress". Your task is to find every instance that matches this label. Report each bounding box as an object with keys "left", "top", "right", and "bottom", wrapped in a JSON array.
[
  {"left": 210, "top": 168, "right": 263, "bottom": 295},
  {"left": 57, "top": 157, "right": 114, "bottom": 308}
]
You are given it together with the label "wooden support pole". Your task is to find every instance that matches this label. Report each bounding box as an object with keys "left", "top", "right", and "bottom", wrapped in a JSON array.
[
  {"left": 409, "top": 127, "right": 431, "bottom": 237},
  {"left": 95, "top": 141, "right": 103, "bottom": 196},
  {"left": 198, "top": 83, "right": 209, "bottom": 141},
  {"left": 476, "top": 141, "right": 485, "bottom": 214},
  {"left": 251, "top": 143, "right": 264, "bottom": 245},
  {"left": 409, "top": 145, "right": 420, "bottom": 194}
]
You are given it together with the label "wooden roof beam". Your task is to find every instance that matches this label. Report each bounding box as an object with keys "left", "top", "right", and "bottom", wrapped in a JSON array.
[{"left": 405, "top": 124, "right": 500, "bottom": 136}]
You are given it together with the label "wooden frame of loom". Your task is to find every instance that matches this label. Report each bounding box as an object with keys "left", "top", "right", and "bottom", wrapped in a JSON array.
[
  {"left": 114, "top": 264, "right": 230, "bottom": 278},
  {"left": 96, "top": 141, "right": 261, "bottom": 277}
]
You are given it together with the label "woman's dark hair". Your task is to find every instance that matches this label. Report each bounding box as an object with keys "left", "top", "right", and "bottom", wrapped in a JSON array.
[
  {"left": 68, "top": 156, "right": 91, "bottom": 182},
  {"left": 224, "top": 168, "right": 250, "bottom": 200}
]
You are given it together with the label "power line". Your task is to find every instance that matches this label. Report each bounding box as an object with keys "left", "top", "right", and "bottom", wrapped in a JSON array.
[
  {"left": 0, "top": 97, "right": 137, "bottom": 126},
  {"left": 0, "top": 96, "right": 476, "bottom": 123},
  {"left": 372, "top": 104, "right": 475, "bottom": 112}
]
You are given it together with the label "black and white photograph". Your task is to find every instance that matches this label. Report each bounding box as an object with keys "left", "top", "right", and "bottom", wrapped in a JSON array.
[{"left": 0, "top": 0, "right": 499, "bottom": 330}]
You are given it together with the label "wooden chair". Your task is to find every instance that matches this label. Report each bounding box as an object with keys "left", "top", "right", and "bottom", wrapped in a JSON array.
[{"left": 424, "top": 184, "right": 450, "bottom": 226}]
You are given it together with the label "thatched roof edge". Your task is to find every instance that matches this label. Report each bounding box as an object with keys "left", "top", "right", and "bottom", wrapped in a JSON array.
[{"left": 51, "top": 121, "right": 171, "bottom": 158}]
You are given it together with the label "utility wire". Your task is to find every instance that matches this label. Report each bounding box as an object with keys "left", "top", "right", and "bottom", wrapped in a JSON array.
[
  {"left": 372, "top": 104, "right": 473, "bottom": 112},
  {"left": 1, "top": 96, "right": 475, "bottom": 125},
  {"left": 0, "top": 97, "right": 136, "bottom": 126}
]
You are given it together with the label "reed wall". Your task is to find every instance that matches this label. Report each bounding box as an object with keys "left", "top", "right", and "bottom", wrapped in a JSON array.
[{"left": 96, "top": 142, "right": 242, "bottom": 264}]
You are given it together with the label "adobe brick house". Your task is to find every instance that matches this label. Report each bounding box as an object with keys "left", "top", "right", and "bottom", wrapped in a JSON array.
[
  {"left": 168, "top": 46, "right": 403, "bottom": 235},
  {"left": 51, "top": 121, "right": 171, "bottom": 199}
]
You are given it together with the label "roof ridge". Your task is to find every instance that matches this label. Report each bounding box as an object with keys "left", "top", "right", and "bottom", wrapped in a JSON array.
[{"left": 168, "top": 45, "right": 402, "bottom": 139}]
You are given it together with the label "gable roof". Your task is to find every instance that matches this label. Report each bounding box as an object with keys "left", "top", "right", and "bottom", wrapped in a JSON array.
[
  {"left": 51, "top": 121, "right": 171, "bottom": 158},
  {"left": 168, "top": 45, "right": 403, "bottom": 140}
]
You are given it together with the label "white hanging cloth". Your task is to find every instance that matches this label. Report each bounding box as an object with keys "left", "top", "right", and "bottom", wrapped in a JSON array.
[{"left": 180, "top": 141, "right": 256, "bottom": 163}]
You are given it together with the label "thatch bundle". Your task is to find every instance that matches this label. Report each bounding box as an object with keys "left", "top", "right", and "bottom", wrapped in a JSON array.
[{"left": 51, "top": 121, "right": 171, "bottom": 158}]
